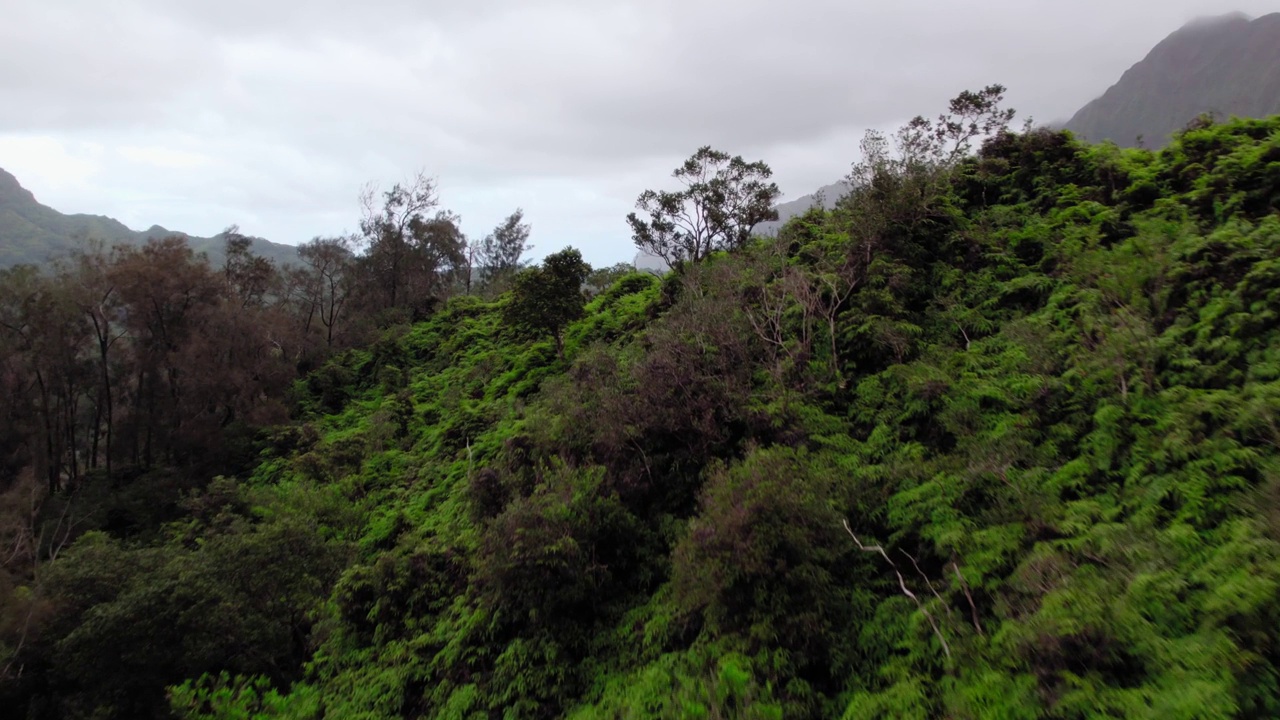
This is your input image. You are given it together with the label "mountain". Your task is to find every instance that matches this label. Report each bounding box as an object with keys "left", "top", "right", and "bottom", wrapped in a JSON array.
[
  {"left": 757, "top": 12, "right": 1280, "bottom": 236},
  {"left": 1063, "top": 12, "right": 1280, "bottom": 147},
  {"left": 0, "top": 167, "right": 299, "bottom": 268},
  {"left": 753, "top": 179, "right": 851, "bottom": 236}
]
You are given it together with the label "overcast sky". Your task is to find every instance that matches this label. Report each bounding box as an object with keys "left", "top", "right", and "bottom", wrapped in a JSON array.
[{"left": 2, "top": 0, "right": 1276, "bottom": 266}]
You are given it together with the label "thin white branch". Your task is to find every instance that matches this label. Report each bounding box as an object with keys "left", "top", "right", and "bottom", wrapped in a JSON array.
[
  {"left": 843, "top": 519, "right": 951, "bottom": 659},
  {"left": 901, "top": 548, "right": 953, "bottom": 620},
  {"left": 951, "top": 561, "right": 985, "bottom": 637}
]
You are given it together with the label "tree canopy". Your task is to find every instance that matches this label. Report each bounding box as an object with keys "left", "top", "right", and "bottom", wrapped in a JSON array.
[
  {"left": 627, "top": 146, "right": 781, "bottom": 267},
  {"left": 502, "top": 247, "right": 591, "bottom": 358},
  {"left": 474, "top": 208, "right": 533, "bottom": 293}
]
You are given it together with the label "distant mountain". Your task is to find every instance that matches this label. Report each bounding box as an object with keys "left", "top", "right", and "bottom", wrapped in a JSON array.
[
  {"left": 753, "top": 180, "right": 851, "bottom": 236},
  {"left": 0, "top": 167, "right": 298, "bottom": 268},
  {"left": 741, "top": 11, "right": 1280, "bottom": 248},
  {"left": 1063, "top": 12, "right": 1280, "bottom": 147}
]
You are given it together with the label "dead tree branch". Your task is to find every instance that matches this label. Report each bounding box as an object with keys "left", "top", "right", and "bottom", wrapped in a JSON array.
[
  {"left": 901, "top": 548, "right": 953, "bottom": 620},
  {"left": 951, "top": 561, "right": 985, "bottom": 637},
  {"left": 843, "top": 519, "right": 951, "bottom": 659}
]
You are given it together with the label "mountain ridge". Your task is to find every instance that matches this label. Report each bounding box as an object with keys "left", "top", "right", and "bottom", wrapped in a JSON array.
[
  {"left": 0, "top": 166, "right": 299, "bottom": 268},
  {"left": 744, "top": 12, "right": 1280, "bottom": 243},
  {"left": 1062, "top": 12, "right": 1280, "bottom": 146}
]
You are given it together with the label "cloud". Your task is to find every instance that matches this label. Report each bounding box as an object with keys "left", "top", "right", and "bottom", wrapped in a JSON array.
[
  {"left": 0, "top": 136, "right": 104, "bottom": 195},
  {"left": 117, "top": 145, "right": 213, "bottom": 170},
  {"left": 1, "top": 0, "right": 1275, "bottom": 265}
]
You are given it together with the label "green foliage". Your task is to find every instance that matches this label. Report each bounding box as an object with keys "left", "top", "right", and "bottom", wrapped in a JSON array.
[
  {"left": 11, "top": 107, "right": 1280, "bottom": 720},
  {"left": 19, "top": 478, "right": 350, "bottom": 719},
  {"left": 169, "top": 672, "right": 323, "bottom": 720},
  {"left": 672, "top": 448, "right": 861, "bottom": 695},
  {"left": 627, "top": 146, "right": 782, "bottom": 267},
  {"left": 503, "top": 247, "right": 592, "bottom": 358}
]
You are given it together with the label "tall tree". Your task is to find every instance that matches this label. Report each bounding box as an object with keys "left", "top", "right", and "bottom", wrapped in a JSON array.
[
  {"left": 296, "top": 235, "right": 356, "bottom": 348},
  {"left": 358, "top": 172, "right": 466, "bottom": 318},
  {"left": 110, "top": 237, "right": 223, "bottom": 466},
  {"left": 221, "top": 228, "right": 277, "bottom": 310},
  {"left": 0, "top": 266, "right": 88, "bottom": 491},
  {"left": 503, "top": 248, "right": 591, "bottom": 359},
  {"left": 850, "top": 84, "right": 1016, "bottom": 192},
  {"left": 627, "top": 146, "right": 781, "bottom": 267},
  {"left": 475, "top": 208, "right": 533, "bottom": 292},
  {"left": 64, "top": 246, "right": 127, "bottom": 473}
]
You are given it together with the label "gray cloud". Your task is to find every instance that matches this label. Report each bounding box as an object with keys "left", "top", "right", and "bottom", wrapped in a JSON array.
[{"left": 1, "top": 0, "right": 1274, "bottom": 265}]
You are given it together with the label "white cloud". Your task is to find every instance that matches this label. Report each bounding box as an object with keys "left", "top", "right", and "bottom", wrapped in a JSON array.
[
  {"left": 117, "top": 145, "right": 213, "bottom": 170},
  {"left": 1, "top": 0, "right": 1275, "bottom": 266},
  {"left": 0, "top": 136, "right": 104, "bottom": 201}
]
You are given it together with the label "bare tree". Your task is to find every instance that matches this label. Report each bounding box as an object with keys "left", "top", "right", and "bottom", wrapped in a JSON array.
[
  {"left": 843, "top": 519, "right": 951, "bottom": 660},
  {"left": 297, "top": 235, "right": 356, "bottom": 347}
]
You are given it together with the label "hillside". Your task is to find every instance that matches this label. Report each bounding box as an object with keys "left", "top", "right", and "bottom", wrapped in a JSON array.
[
  {"left": 1063, "top": 12, "right": 1280, "bottom": 146},
  {"left": 0, "top": 167, "right": 298, "bottom": 267},
  {"left": 5, "top": 100, "right": 1280, "bottom": 718}
]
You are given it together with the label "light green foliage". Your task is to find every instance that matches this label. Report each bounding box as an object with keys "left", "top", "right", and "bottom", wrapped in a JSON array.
[{"left": 170, "top": 672, "right": 323, "bottom": 720}]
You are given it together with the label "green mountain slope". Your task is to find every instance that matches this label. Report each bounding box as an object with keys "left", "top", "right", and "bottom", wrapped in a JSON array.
[
  {"left": 7, "top": 114, "right": 1280, "bottom": 718},
  {"left": 1063, "top": 12, "right": 1280, "bottom": 147},
  {"left": 0, "top": 167, "right": 299, "bottom": 267}
]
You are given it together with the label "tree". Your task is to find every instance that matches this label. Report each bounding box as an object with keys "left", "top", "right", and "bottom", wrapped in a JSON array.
[
  {"left": 0, "top": 266, "right": 87, "bottom": 491},
  {"left": 64, "top": 245, "right": 127, "bottom": 473},
  {"left": 110, "top": 237, "right": 224, "bottom": 467},
  {"left": 627, "top": 146, "right": 781, "bottom": 267},
  {"left": 295, "top": 235, "right": 356, "bottom": 348},
  {"left": 221, "top": 228, "right": 277, "bottom": 310},
  {"left": 503, "top": 248, "right": 592, "bottom": 359},
  {"left": 475, "top": 208, "right": 533, "bottom": 293},
  {"left": 357, "top": 172, "right": 466, "bottom": 317},
  {"left": 585, "top": 262, "right": 638, "bottom": 295},
  {"left": 850, "top": 84, "right": 1016, "bottom": 191}
]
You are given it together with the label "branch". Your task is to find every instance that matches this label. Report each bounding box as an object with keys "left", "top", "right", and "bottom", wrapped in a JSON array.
[
  {"left": 630, "top": 438, "right": 652, "bottom": 481},
  {"left": 901, "top": 548, "right": 953, "bottom": 620},
  {"left": 951, "top": 561, "right": 985, "bottom": 636},
  {"left": 843, "top": 519, "right": 950, "bottom": 659}
]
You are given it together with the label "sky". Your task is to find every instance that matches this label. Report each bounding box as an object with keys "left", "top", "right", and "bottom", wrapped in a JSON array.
[{"left": 2, "top": 0, "right": 1276, "bottom": 267}]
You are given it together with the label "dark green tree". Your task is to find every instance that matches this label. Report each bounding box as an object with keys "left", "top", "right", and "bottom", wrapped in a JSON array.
[
  {"left": 503, "top": 247, "right": 591, "bottom": 359},
  {"left": 627, "top": 146, "right": 781, "bottom": 267}
]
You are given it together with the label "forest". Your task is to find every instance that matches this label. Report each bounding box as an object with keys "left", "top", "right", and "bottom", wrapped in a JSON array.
[{"left": 3, "top": 86, "right": 1280, "bottom": 718}]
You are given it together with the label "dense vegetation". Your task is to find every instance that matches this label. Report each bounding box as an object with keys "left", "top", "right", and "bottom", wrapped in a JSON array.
[{"left": 4, "top": 88, "right": 1280, "bottom": 718}]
